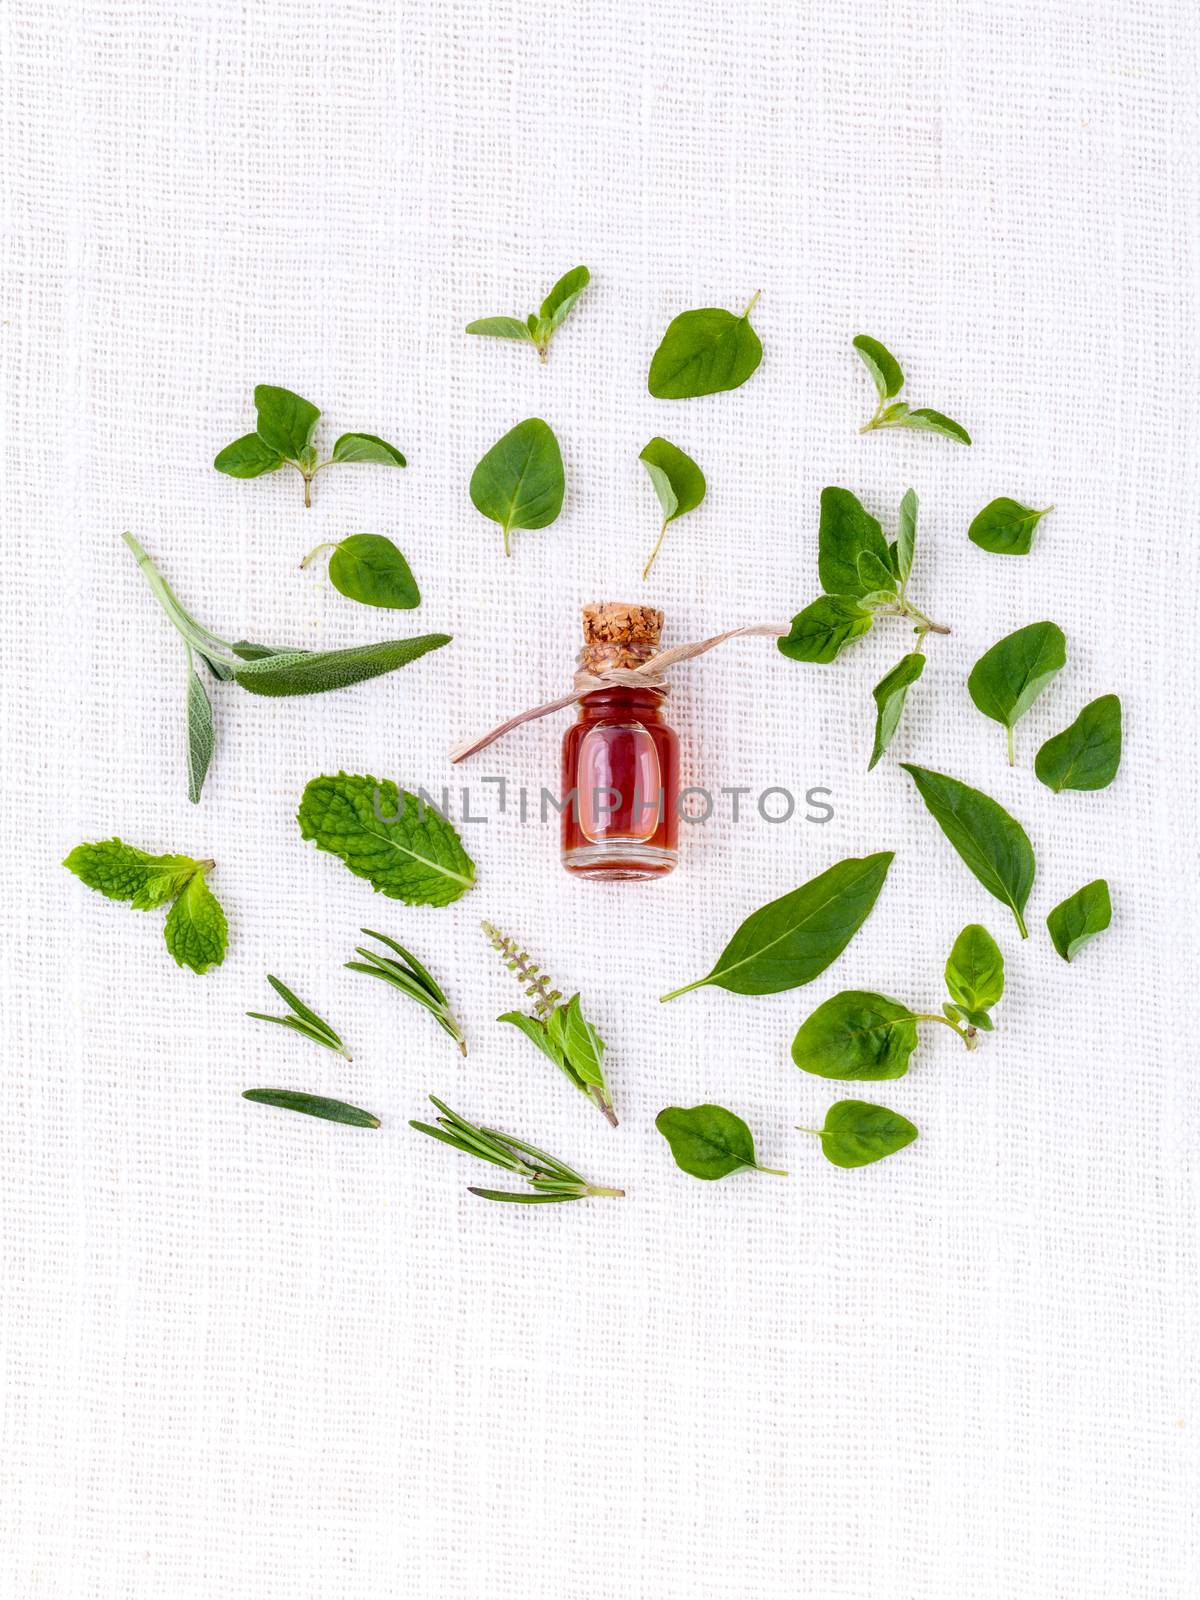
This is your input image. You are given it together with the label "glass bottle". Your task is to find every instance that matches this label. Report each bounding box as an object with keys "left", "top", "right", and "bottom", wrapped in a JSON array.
[{"left": 561, "top": 603, "right": 679, "bottom": 880}]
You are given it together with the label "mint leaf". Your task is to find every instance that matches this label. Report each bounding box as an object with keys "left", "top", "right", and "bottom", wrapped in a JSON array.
[
  {"left": 809, "top": 1100, "right": 918, "bottom": 1169},
  {"left": 777, "top": 594, "right": 873, "bottom": 663},
  {"left": 639, "top": 436, "right": 706, "bottom": 577},
  {"left": 329, "top": 433, "right": 406, "bottom": 467},
  {"left": 254, "top": 384, "right": 320, "bottom": 459},
  {"left": 1035, "top": 695, "right": 1122, "bottom": 793},
  {"left": 213, "top": 432, "right": 284, "bottom": 478},
  {"left": 297, "top": 773, "right": 475, "bottom": 907},
  {"left": 655, "top": 1104, "right": 786, "bottom": 1179},
  {"left": 647, "top": 293, "right": 762, "bottom": 399},
  {"left": 1047, "top": 879, "right": 1112, "bottom": 962},
  {"left": 63, "top": 838, "right": 207, "bottom": 910},
  {"left": 469, "top": 418, "right": 564, "bottom": 557},
  {"left": 163, "top": 871, "right": 227, "bottom": 973},
  {"left": 868, "top": 651, "right": 925, "bottom": 770},
  {"left": 968, "top": 498, "right": 1053, "bottom": 556}
]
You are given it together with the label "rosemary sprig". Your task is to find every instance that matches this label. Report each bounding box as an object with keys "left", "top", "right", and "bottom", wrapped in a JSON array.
[
  {"left": 410, "top": 1096, "right": 624, "bottom": 1204},
  {"left": 247, "top": 975, "right": 351, "bottom": 1059},
  {"left": 346, "top": 928, "right": 467, "bottom": 1056},
  {"left": 481, "top": 921, "right": 618, "bottom": 1125}
]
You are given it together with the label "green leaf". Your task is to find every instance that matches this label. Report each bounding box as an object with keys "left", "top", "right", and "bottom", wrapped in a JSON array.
[
  {"left": 1034, "top": 695, "right": 1122, "bottom": 793},
  {"left": 817, "top": 487, "right": 892, "bottom": 599},
  {"left": 329, "top": 433, "right": 406, "bottom": 467},
  {"left": 247, "top": 975, "right": 349, "bottom": 1057},
  {"left": 945, "top": 924, "right": 1004, "bottom": 1014},
  {"left": 647, "top": 295, "right": 763, "bottom": 399},
  {"left": 539, "top": 265, "right": 589, "bottom": 330},
  {"left": 852, "top": 335, "right": 904, "bottom": 401},
  {"left": 562, "top": 993, "right": 606, "bottom": 1090},
  {"left": 185, "top": 659, "right": 214, "bottom": 804},
  {"left": 901, "top": 764, "right": 1035, "bottom": 938},
  {"left": 242, "top": 1089, "right": 379, "bottom": 1127},
  {"left": 468, "top": 1188, "right": 577, "bottom": 1205},
  {"left": 968, "top": 498, "right": 1052, "bottom": 556},
  {"left": 297, "top": 772, "right": 475, "bottom": 907},
  {"left": 655, "top": 1104, "right": 784, "bottom": 1180},
  {"left": 233, "top": 633, "right": 450, "bottom": 696},
  {"left": 253, "top": 385, "right": 320, "bottom": 460},
  {"left": 791, "top": 991, "right": 919, "bottom": 1079},
  {"left": 661, "top": 851, "right": 894, "bottom": 1000},
  {"left": 967, "top": 622, "right": 1066, "bottom": 761},
  {"left": 320, "top": 534, "right": 420, "bottom": 610},
  {"left": 856, "top": 550, "right": 896, "bottom": 595},
  {"left": 868, "top": 652, "right": 925, "bottom": 770},
  {"left": 469, "top": 418, "right": 565, "bottom": 556},
  {"left": 895, "top": 488, "right": 918, "bottom": 585},
  {"left": 812, "top": 1099, "right": 918, "bottom": 1168},
  {"left": 214, "top": 432, "right": 285, "bottom": 478},
  {"left": 1047, "top": 879, "right": 1112, "bottom": 962},
  {"left": 499, "top": 1010, "right": 567, "bottom": 1069},
  {"left": 162, "top": 870, "right": 228, "bottom": 973},
  {"left": 777, "top": 595, "right": 874, "bottom": 664},
  {"left": 63, "top": 838, "right": 207, "bottom": 910},
  {"left": 898, "top": 408, "right": 971, "bottom": 444},
  {"left": 639, "top": 436, "right": 706, "bottom": 577},
  {"left": 465, "top": 316, "right": 536, "bottom": 342}
]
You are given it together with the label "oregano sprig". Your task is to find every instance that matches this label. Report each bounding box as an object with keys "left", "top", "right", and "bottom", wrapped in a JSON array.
[
  {"left": 214, "top": 384, "right": 405, "bottom": 507},
  {"left": 853, "top": 335, "right": 971, "bottom": 443},
  {"left": 247, "top": 975, "right": 351, "bottom": 1059},
  {"left": 410, "top": 1096, "right": 624, "bottom": 1204},
  {"left": 466, "top": 266, "right": 590, "bottom": 362},
  {"left": 346, "top": 929, "right": 467, "bottom": 1056}
]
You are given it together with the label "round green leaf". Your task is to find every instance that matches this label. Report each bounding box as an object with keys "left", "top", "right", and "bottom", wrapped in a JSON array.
[
  {"left": 1046, "top": 879, "right": 1112, "bottom": 962},
  {"left": 639, "top": 436, "right": 706, "bottom": 524},
  {"left": 253, "top": 385, "right": 320, "bottom": 460},
  {"left": 967, "top": 621, "right": 1067, "bottom": 740},
  {"left": 214, "top": 432, "right": 284, "bottom": 478},
  {"left": 469, "top": 418, "right": 565, "bottom": 556},
  {"left": 816, "top": 1099, "right": 918, "bottom": 1168},
  {"left": 791, "top": 990, "right": 919, "bottom": 1080},
  {"left": 868, "top": 652, "right": 925, "bottom": 771},
  {"left": 968, "top": 497, "right": 1052, "bottom": 555},
  {"left": 655, "top": 1104, "right": 764, "bottom": 1180},
  {"left": 648, "top": 298, "right": 762, "bottom": 399},
  {"left": 326, "top": 534, "right": 420, "bottom": 610},
  {"left": 1034, "top": 695, "right": 1122, "bottom": 793},
  {"left": 778, "top": 595, "right": 873, "bottom": 664}
]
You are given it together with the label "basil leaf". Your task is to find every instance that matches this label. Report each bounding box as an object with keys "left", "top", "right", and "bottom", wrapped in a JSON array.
[
  {"left": 163, "top": 871, "right": 228, "bottom": 973},
  {"left": 968, "top": 497, "right": 1053, "bottom": 555},
  {"left": 324, "top": 534, "right": 420, "bottom": 610},
  {"left": 329, "top": 433, "right": 406, "bottom": 467},
  {"left": 817, "top": 487, "right": 892, "bottom": 598},
  {"left": 639, "top": 436, "right": 706, "bottom": 577},
  {"left": 967, "top": 621, "right": 1066, "bottom": 763},
  {"left": 498, "top": 1011, "right": 567, "bottom": 1069},
  {"left": 242, "top": 1089, "right": 380, "bottom": 1128},
  {"left": 647, "top": 294, "right": 762, "bottom": 399},
  {"left": 539, "top": 265, "right": 589, "bottom": 330},
  {"left": 655, "top": 1104, "right": 784, "bottom": 1180},
  {"left": 898, "top": 408, "right": 971, "bottom": 444},
  {"left": 1047, "top": 879, "right": 1112, "bottom": 962},
  {"left": 813, "top": 1099, "right": 918, "bottom": 1169},
  {"left": 901, "top": 764, "right": 1035, "bottom": 938},
  {"left": 661, "top": 851, "right": 893, "bottom": 1000},
  {"left": 297, "top": 772, "right": 475, "bottom": 906},
  {"left": 895, "top": 487, "right": 918, "bottom": 585},
  {"left": 1034, "top": 694, "right": 1122, "bottom": 793},
  {"left": 852, "top": 335, "right": 904, "bottom": 400},
  {"left": 777, "top": 595, "right": 873, "bottom": 664},
  {"left": 465, "top": 316, "right": 536, "bottom": 342},
  {"left": 791, "top": 991, "right": 919, "bottom": 1079},
  {"left": 214, "top": 432, "right": 285, "bottom": 478},
  {"left": 234, "top": 633, "right": 449, "bottom": 697},
  {"left": 185, "top": 658, "right": 215, "bottom": 805},
  {"left": 945, "top": 924, "right": 1004, "bottom": 1014},
  {"left": 562, "top": 994, "right": 606, "bottom": 1089},
  {"left": 868, "top": 651, "right": 925, "bottom": 770},
  {"left": 469, "top": 417, "right": 565, "bottom": 556},
  {"left": 253, "top": 384, "right": 320, "bottom": 460}
]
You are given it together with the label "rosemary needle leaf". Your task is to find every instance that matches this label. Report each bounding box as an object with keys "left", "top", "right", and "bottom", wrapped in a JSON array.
[
  {"left": 347, "top": 931, "right": 467, "bottom": 1056},
  {"left": 247, "top": 975, "right": 351, "bottom": 1059},
  {"left": 412, "top": 1096, "right": 622, "bottom": 1203},
  {"left": 468, "top": 1189, "right": 578, "bottom": 1205},
  {"left": 243, "top": 1090, "right": 379, "bottom": 1127}
]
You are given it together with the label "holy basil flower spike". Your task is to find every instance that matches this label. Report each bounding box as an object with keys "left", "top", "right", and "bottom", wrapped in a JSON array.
[
  {"left": 215, "top": 384, "right": 405, "bottom": 506},
  {"left": 466, "top": 266, "right": 590, "bottom": 362},
  {"left": 853, "top": 335, "right": 970, "bottom": 443},
  {"left": 648, "top": 292, "right": 762, "bottom": 398}
]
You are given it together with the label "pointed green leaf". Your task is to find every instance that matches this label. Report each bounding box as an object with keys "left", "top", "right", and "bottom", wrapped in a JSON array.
[
  {"left": 243, "top": 1089, "right": 378, "bottom": 1128},
  {"left": 968, "top": 498, "right": 1052, "bottom": 556},
  {"left": 233, "top": 633, "right": 450, "bottom": 696},
  {"left": 322, "top": 534, "right": 420, "bottom": 610},
  {"left": 214, "top": 432, "right": 285, "bottom": 478},
  {"left": 647, "top": 296, "right": 763, "bottom": 398},
  {"left": 63, "top": 839, "right": 206, "bottom": 910},
  {"left": 945, "top": 924, "right": 1004, "bottom": 1014},
  {"left": 466, "top": 316, "right": 537, "bottom": 342},
  {"left": 967, "top": 622, "right": 1066, "bottom": 756},
  {"left": 329, "top": 433, "right": 406, "bottom": 467},
  {"left": 778, "top": 595, "right": 874, "bottom": 664},
  {"left": 895, "top": 488, "right": 918, "bottom": 584},
  {"left": 815, "top": 1099, "right": 918, "bottom": 1168},
  {"left": 185, "top": 660, "right": 214, "bottom": 804},
  {"left": 868, "top": 652, "right": 925, "bottom": 770},
  {"left": 852, "top": 335, "right": 904, "bottom": 400},
  {"left": 469, "top": 418, "right": 564, "bottom": 556},
  {"left": 1034, "top": 695, "right": 1122, "bottom": 793},
  {"left": 901, "top": 764, "right": 1035, "bottom": 938},
  {"left": 163, "top": 871, "right": 228, "bottom": 973},
  {"left": 818, "top": 487, "right": 892, "bottom": 598},
  {"left": 539, "top": 266, "right": 589, "bottom": 330},
  {"left": 253, "top": 385, "right": 320, "bottom": 460},
  {"left": 656, "top": 1104, "right": 777, "bottom": 1180},
  {"left": 498, "top": 1011, "right": 567, "bottom": 1069},
  {"left": 562, "top": 993, "right": 607, "bottom": 1090},
  {"left": 639, "top": 436, "right": 706, "bottom": 525},
  {"left": 1047, "top": 879, "right": 1112, "bottom": 962},
  {"left": 899, "top": 408, "right": 971, "bottom": 444}
]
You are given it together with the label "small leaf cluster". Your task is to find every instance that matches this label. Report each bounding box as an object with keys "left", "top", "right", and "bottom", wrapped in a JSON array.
[
  {"left": 466, "top": 266, "right": 590, "bottom": 362},
  {"left": 853, "top": 335, "right": 970, "bottom": 442},
  {"left": 410, "top": 1096, "right": 624, "bottom": 1204},
  {"left": 247, "top": 975, "right": 351, "bottom": 1059},
  {"left": 63, "top": 839, "right": 227, "bottom": 975},
  {"left": 215, "top": 384, "right": 405, "bottom": 507},
  {"left": 347, "top": 928, "right": 467, "bottom": 1056}
]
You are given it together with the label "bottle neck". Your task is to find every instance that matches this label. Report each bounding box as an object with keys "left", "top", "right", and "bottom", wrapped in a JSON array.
[{"left": 575, "top": 686, "right": 667, "bottom": 722}]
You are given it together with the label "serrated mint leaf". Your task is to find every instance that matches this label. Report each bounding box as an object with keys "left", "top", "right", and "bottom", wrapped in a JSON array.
[
  {"left": 297, "top": 773, "right": 475, "bottom": 907},
  {"left": 469, "top": 418, "right": 564, "bottom": 556},
  {"left": 778, "top": 594, "right": 873, "bottom": 663},
  {"left": 63, "top": 839, "right": 208, "bottom": 910},
  {"left": 852, "top": 335, "right": 904, "bottom": 400},
  {"left": 868, "top": 651, "right": 925, "bottom": 770},
  {"left": 1047, "top": 879, "right": 1112, "bottom": 962},
  {"left": 791, "top": 991, "right": 919, "bottom": 1080},
  {"left": 647, "top": 293, "right": 762, "bottom": 399},
  {"left": 213, "top": 432, "right": 285, "bottom": 478},
  {"left": 812, "top": 1099, "right": 918, "bottom": 1168},
  {"left": 968, "top": 497, "right": 1053, "bottom": 555},
  {"left": 655, "top": 1104, "right": 785, "bottom": 1179},
  {"left": 901, "top": 763, "right": 1035, "bottom": 938},
  {"left": 1034, "top": 695, "right": 1122, "bottom": 793},
  {"left": 967, "top": 621, "right": 1066, "bottom": 764},
  {"left": 162, "top": 870, "right": 228, "bottom": 973},
  {"left": 254, "top": 384, "right": 320, "bottom": 460}
]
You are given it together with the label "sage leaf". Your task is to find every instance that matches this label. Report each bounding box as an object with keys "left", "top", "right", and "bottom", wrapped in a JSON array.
[
  {"left": 895, "top": 487, "right": 918, "bottom": 585},
  {"left": 243, "top": 1089, "right": 379, "bottom": 1128},
  {"left": 777, "top": 595, "right": 873, "bottom": 664},
  {"left": 791, "top": 991, "right": 919, "bottom": 1079},
  {"left": 639, "top": 436, "right": 706, "bottom": 578},
  {"left": 660, "top": 851, "right": 894, "bottom": 1000},
  {"left": 185, "top": 655, "right": 215, "bottom": 804},
  {"left": 968, "top": 497, "right": 1053, "bottom": 555},
  {"left": 254, "top": 384, "right": 320, "bottom": 460},
  {"left": 901, "top": 763, "right": 1035, "bottom": 938},
  {"left": 304, "top": 534, "right": 421, "bottom": 610},
  {"left": 967, "top": 621, "right": 1066, "bottom": 764},
  {"left": 540, "top": 265, "right": 590, "bottom": 329},
  {"left": 163, "top": 871, "right": 228, "bottom": 973},
  {"left": 213, "top": 432, "right": 284, "bottom": 478},
  {"left": 868, "top": 652, "right": 925, "bottom": 770},
  {"left": 655, "top": 1104, "right": 786, "bottom": 1180},
  {"left": 807, "top": 1099, "right": 918, "bottom": 1169},
  {"left": 1034, "top": 695, "right": 1122, "bottom": 793},
  {"left": 852, "top": 335, "right": 904, "bottom": 400},
  {"left": 469, "top": 417, "right": 565, "bottom": 556},
  {"left": 297, "top": 772, "right": 475, "bottom": 907},
  {"left": 944, "top": 924, "right": 1004, "bottom": 1015},
  {"left": 818, "top": 487, "right": 892, "bottom": 599},
  {"left": 647, "top": 292, "right": 762, "bottom": 399},
  {"left": 329, "top": 433, "right": 406, "bottom": 467},
  {"left": 233, "top": 633, "right": 450, "bottom": 696},
  {"left": 63, "top": 838, "right": 210, "bottom": 911},
  {"left": 1047, "top": 879, "right": 1112, "bottom": 962},
  {"left": 465, "top": 316, "right": 535, "bottom": 342}
]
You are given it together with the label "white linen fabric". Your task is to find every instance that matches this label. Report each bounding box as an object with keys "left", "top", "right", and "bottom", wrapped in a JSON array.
[{"left": 2, "top": 2, "right": 1197, "bottom": 1595}]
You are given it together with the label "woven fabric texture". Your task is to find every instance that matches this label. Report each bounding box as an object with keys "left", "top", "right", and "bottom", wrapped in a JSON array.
[{"left": 2, "top": 2, "right": 1197, "bottom": 1595}]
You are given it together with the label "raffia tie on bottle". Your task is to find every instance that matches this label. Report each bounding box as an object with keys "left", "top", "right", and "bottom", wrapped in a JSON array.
[{"left": 449, "top": 621, "right": 788, "bottom": 764}]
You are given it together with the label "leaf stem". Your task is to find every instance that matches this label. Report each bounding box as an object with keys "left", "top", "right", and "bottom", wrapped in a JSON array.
[
  {"left": 741, "top": 289, "right": 761, "bottom": 319},
  {"left": 659, "top": 977, "right": 705, "bottom": 1003},
  {"left": 909, "top": 1011, "right": 976, "bottom": 1047},
  {"left": 1006, "top": 724, "right": 1015, "bottom": 766},
  {"left": 642, "top": 518, "right": 668, "bottom": 582},
  {"left": 755, "top": 1164, "right": 789, "bottom": 1177},
  {"left": 300, "top": 542, "right": 337, "bottom": 570}
]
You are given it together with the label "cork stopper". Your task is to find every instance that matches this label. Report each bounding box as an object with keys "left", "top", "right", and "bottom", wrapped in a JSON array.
[{"left": 579, "top": 602, "right": 664, "bottom": 673}]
